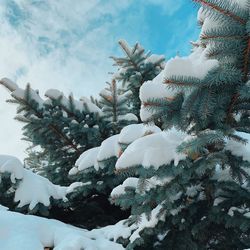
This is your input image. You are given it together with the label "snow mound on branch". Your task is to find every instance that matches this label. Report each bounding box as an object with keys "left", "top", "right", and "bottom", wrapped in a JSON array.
[
  {"left": 225, "top": 132, "right": 250, "bottom": 162},
  {"left": 0, "top": 78, "right": 44, "bottom": 109},
  {"left": 70, "top": 147, "right": 100, "bottom": 174},
  {"left": 70, "top": 124, "right": 161, "bottom": 175},
  {"left": 0, "top": 155, "right": 24, "bottom": 182},
  {"left": 91, "top": 205, "right": 166, "bottom": 246},
  {"left": 0, "top": 210, "right": 124, "bottom": 250},
  {"left": 139, "top": 44, "right": 218, "bottom": 122},
  {"left": 80, "top": 96, "right": 103, "bottom": 114},
  {"left": 97, "top": 135, "right": 121, "bottom": 162},
  {"left": 111, "top": 176, "right": 173, "bottom": 198},
  {"left": 111, "top": 177, "right": 139, "bottom": 197},
  {"left": 0, "top": 155, "right": 81, "bottom": 210},
  {"left": 91, "top": 219, "right": 136, "bottom": 242},
  {"left": 0, "top": 78, "right": 18, "bottom": 91},
  {"left": 118, "top": 113, "right": 138, "bottom": 122},
  {"left": 139, "top": 71, "right": 177, "bottom": 121},
  {"left": 45, "top": 89, "right": 102, "bottom": 115},
  {"left": 119, "top": 123, "right": 161, "bottom": 146},
  {"left": 116, "top": 128, "right": 187, "bottom": 171},
  {"left": 164, "top": 47, "right": 218, "bottom": 80}
]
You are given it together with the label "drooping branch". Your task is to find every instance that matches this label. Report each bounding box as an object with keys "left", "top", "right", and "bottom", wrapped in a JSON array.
[{"left": 0, "top": 81, "right": 81, "bottom": 154}]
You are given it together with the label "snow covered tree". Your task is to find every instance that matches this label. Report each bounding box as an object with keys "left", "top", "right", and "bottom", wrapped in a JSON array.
[
  {"left": 0, "top": 79, "right": 114, "bottom": 226},
  {"left": 0, "top": 80, "right": 104, "bottom": 186},
  {"left": 111, "top": 1, "right": 250, "bottom": 249},
  {"left": 112, "top": 40, "right": 165, "bottom": 120},
  {"left": 0, "top": 77, "right": 136, "bottom": 228},
  {"left": 99, "top": 79, "right": 137, "bottom": 135}
]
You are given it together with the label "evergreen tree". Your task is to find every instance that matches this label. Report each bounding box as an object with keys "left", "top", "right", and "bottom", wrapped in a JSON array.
[
  {"left": 111, "top": 1, "right": 250, "bottom": 249},
  {"left": 0, "top": 79, "right": 111, "bottom": 226},
  {"left": 112, "top": 40, "right": 165, "bottom": 120},
  {"left": 0, "top": 76, "right": 138, "bottom": 228},
  {"left": 0, "top": 81, "right": 104, "bottom": 185}
]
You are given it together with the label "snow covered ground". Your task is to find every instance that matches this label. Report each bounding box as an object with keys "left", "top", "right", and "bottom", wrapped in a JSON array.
[{"left": 0, "top": 208, "right": 124, "bottom": 250}]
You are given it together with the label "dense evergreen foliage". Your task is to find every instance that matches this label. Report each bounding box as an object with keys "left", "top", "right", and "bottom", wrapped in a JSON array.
[{"left": 111, "top": 0, "right": 250, "bottom": 249}]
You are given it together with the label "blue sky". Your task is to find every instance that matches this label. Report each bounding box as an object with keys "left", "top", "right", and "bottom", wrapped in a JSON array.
[{"left": 0, "top": 0, "right": 200, "bottom": 159}]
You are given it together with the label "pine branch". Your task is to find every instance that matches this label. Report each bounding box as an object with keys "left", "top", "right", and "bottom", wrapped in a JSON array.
[
  {"left": 200, "top": 34, "right": 246, "bottom": 40},
  {"left": 13, "top": 91, "right": 81, "bottom": 154},
  {"left": 48, "top": 124, "right": 80, "bottom": 153},
  {"left": 193, "top": 0, "right": 246, "bottom": 25},
  {"left": 165, "top": 79, "right": 196, "bottom": 88}
]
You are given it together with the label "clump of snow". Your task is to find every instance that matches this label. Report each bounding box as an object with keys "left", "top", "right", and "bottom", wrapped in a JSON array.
[
  {"left": 111, "top": 177, "right": 139, "bottom": 197},
  {"left": 45, "top": 89, "right": 102, "bottom": 115},
  {"left": 91, "top": 219, "right": 136, "bottom": 242},
  {"left": 0, "top": 155, "right": 23, "bottom": 182},
  {"left": 0, "top": 78, "right": 18, "bottom": 91},
  {"left": 80, "top": 96, "right": 103, "bottom": 115},
  {"left": 91, "top": 205, "right": 166, "bottom": 246},
  {"left": 97, "top": 135, "right": 121, "bottom": 162},
  {"left": 118, "top": 123, "right": 161, "bottom": 146},
  {"left": 66, "top": 182, "right": 85, "bottom": 193},
  {"left": 70, "top": 124, "right": 161, "bottom": 176},
  {"left": 1, "top": 78, "right": 44, "bottom": 109},
  {"left": 73, "top": 147, "right": 100, "bottom": 172},
  {"left": 139, "top": 71, "right": 178, "bottom": 122},
  {"left": 164, "top": 47, "right": 218, "bottom": 80},
  {"left": 139, "top": 71, "right": 174, "bottom": 101},
  {"left": 13, "top": 87, "right": 44, "bottom": 109},
  {"left": 225, "top": 132, "right": 250, "bottom": 163},
  {"left": 116, "top": 128, "right": 187, "bottom": 171},
  {"left": 0, "top": 155, "right": 81, "bottom": 210},
  {"left": 45, "top": 89, "right": 63, "bottom": 99},
  {"left": 111, "top": 176, "right": 173, "bottom": 198},
  {"left": 118, "top": 113, "right": 138, "bottom": 122},
  {"left": 139, "top": 34, "right": 219, "bottom": 122},
  {"left": 0, "top": 210, "right": 124, "bottom": 250}
]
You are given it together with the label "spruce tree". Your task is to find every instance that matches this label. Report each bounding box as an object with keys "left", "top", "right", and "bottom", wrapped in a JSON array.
[
  {"left": 0, "top": 79, "right": 110, "bottom": 226},
  {"left": 0, "top": 75, "right": 139, "bottom": 228},
  {"left": 112, "top": 40, "right": 165, "bottom": 120},
  {"left": 111, "top": 1, "right": 250, "bottom": 249},
  {"left": 0, "top": 81, "right": 104, "bottom": 185}
]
